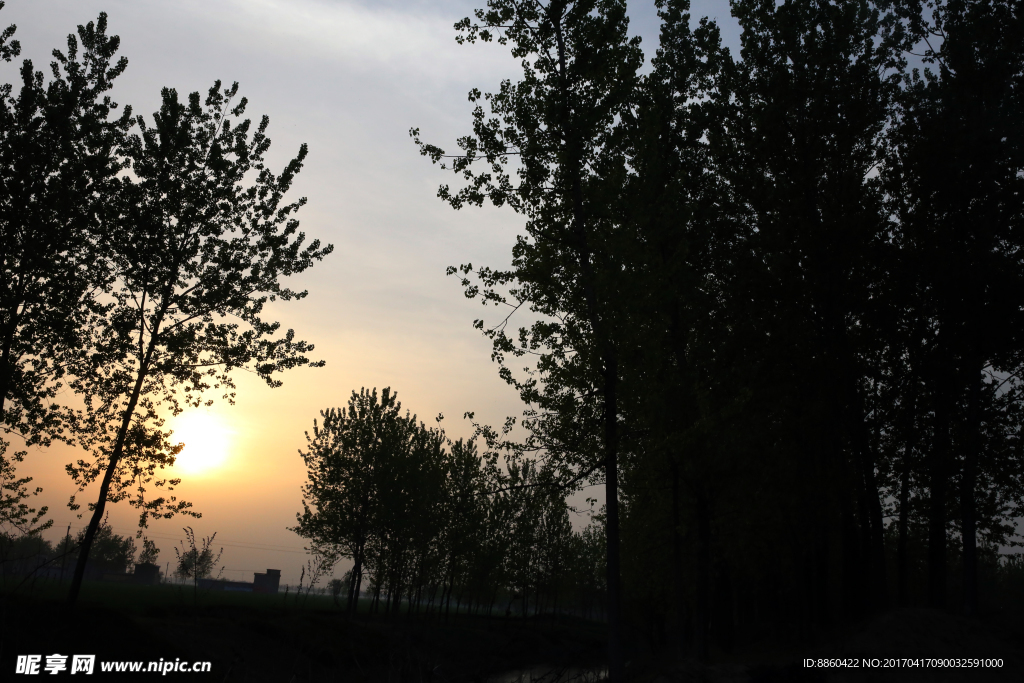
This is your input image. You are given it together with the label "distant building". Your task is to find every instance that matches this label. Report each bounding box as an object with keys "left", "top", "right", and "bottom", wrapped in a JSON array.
[
  {"left": 191, "top": 569, "right": 281, "bottom": 594},
  {"left": 253, "top": 569, "right": 281, "bottom": 594},
  {"left": 133, "top": 562, "right": 161, "bottom": 585}
]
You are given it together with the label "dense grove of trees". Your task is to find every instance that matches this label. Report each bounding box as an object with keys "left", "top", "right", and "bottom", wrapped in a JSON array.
[
  {"left": 407, "top": 0, "right": 1024, "bottom": 674},
  {"left": 0, "top": 517, "right": 142, "bottom": 583},
  {"left": 294, "top": 388, "right": 608, "bottom": 620}
]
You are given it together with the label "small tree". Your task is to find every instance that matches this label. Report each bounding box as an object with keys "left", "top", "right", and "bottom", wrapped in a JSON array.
[
  {"left": 301, "top": 545, "right": 338, "bottom": 605},
  {"left": 328, "top": 575, "right": 347, "bottom": 608},
  {"left": 293, "top": 388, "right": 415, "bottom": 615},
  {"left": 138, "top": 536, "right": 159, "bottom": 564},
  {"left": 174, "top": 526, "right": 222, "bottom": 606}
]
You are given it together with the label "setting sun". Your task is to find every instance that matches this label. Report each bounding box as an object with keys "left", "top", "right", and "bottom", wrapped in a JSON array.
[{"left": 169, "top": 412, "right": 234, "bottom": 476}]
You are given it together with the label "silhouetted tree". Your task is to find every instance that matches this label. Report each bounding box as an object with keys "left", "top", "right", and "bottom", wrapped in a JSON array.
[
  {"left": 414, "top": 1, "right": 644, "bottom": 675},
  {"left": 67, "top": 80, "right": 332, "bottom": 606},
  {"left": 0, "top": 8, "right": 131, "bottom": 539}
]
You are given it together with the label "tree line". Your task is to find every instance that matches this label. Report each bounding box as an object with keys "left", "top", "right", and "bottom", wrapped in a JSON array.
[
  {"left": 411, "top": 0, "right": 1023, "bottom": 675},
  {"left": 0, "top": 7, "right": 330, "bottom": 605},
  {"left": 294, "top": 387, "right": 608, "bottom": 621}
]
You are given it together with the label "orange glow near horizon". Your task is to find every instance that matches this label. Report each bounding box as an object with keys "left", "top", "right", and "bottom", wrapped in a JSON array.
[{"left": 169, "top": 412, "right": 234, "bottom": 477}]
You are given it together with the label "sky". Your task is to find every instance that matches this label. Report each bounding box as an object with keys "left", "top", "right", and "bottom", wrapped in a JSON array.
[{"left": 3, "top": 0, "right": 742, "bottom": 587}]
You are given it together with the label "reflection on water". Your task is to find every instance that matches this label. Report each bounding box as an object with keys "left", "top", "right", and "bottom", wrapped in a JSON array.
[{"left": 488, "top": 666, "right": 608, "bottom": 683}]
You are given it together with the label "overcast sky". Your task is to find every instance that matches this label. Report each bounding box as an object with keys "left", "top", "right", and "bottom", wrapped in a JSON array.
[{"left": 4, "top": 0, "right": 741, "bottom": 586}]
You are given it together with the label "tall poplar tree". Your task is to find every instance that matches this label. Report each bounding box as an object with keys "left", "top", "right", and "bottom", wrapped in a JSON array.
[
  {"left": 884, "top": 0, "right": 1024, "bottom": 612},
  {"left": 0, "top": 9, "right": 130, "bottom": 534},
  {"left": 414, "top": 1, "right": 642, "bottom": 676},
  {"left": 67, "top": 81, "right": 332, "bottom": 605}
]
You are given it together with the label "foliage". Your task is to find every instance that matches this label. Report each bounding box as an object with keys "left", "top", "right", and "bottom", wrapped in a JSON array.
[
  {"left": 0, "top": 8, "right": 129, "bottom": 448},
  {"left": 138, "top": 536, "right": 160, "bottom": 565},
  {"left": 293, "top": 388, "right": 606, "bottom": 620},
  {"left": 0, "top": 7, "right": 131, "bottom": 544},
  {"left": 66, "top": 75, "right": 332, "bottom": 603},
  {"left": 0, "top": 530, "right": 54, "bottom": 574},
  {"left": 174, "top": 527, "right": 222, "bottom": 581},
  {"left": 414, "top": 0, "right": 1024, "bottom": 662},
  {"left": 0, "top": 440, "right": 49, "bottom": 537},
  {"left": 0, "top": 6, "right": 333, "bottom": 606},
  {"left": 328, "top": 575, "right": 346, "bottom": 607},
  {"left": 414, "top": 2, "right": 645, "bottom": 673},
  {"left": 68, "top": 516, "right": 136, "bottom": 574}
]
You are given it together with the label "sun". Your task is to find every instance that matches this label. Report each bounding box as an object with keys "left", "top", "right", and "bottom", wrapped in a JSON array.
[{"left": 169, "top": 412, "right": 234, "bottom": 476}]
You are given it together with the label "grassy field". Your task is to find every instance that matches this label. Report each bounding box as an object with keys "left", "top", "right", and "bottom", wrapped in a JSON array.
[
  {"left": 0, "top": 579, "right": 608, "bottom": 682},
  {"left": 3, "top": 579, "right": 1023, "bottom": 682}
]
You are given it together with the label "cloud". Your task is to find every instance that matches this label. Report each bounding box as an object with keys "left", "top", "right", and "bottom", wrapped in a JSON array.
[{"left": 177, "top": 0, "right": 513, "bottom": 83}]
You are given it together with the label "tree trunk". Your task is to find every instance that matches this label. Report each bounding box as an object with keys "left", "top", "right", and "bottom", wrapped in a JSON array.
[
  {"left": 695, "top": 489, "right": 711, "bottom": 662},
  {"left": 350, "top": 555, "right": 364, "bottom": 617},
  {"left": 897, "top": 458, "right": 911, "bottom": 606},
  {"left": 840, "top": 495, "right": 863, "bottom": 621},
  {"left": 671, "top": 460, "right": 685, "bottom": 655},
  {"left": 443, "top": 567, "right": 454, "bottom": 623},
  {"left": 852, "top": 414, "right": 888, "bottom": 608},
  {"left": 603, "top": 357, "right": 625, "bottom": 675},
  {"left": 716, "top": 563, "right": 735, "bottom": 654},
  {"left": 814, "top": 528, "right": 830, "bottom": 629},
  {"left": 67, "top": 310, "right": 163, "bottom": 607},
  {"left": 838, "top": 355, "right": 887, "bottom": 610},
  {"left": 961, "top": 358, "right": 983, "bottom": 616},
  {"left": 549, "top": 12, "right": 625, "bottom": 680},
  {"left": 928, "top": 371, "right": 952, "bottom": 609}
]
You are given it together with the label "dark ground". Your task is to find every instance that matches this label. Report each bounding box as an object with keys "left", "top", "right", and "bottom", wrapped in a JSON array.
[
  {"left": 2, "top": 583, "right": 1023, "bottom": 682},
  {"left": 0, "top": 582, "right": 606, "bottom": 682}
]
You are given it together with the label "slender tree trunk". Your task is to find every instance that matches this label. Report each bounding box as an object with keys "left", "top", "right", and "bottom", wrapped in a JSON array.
[
  {"left": 717, "top": 563, "right": 735, "bottom": 654},
  {"left": 603, "top": 360, "right": 624, "bottom": 675},
  {"left": 695, "top": 489, "right": 711, "bottom": 662},
  {"left": 928, "top": 370, "right": 952, "bottom": 609},
  {"left": 961, "top": 357, "right": 983, "bottom": 616},
  {"left": 349, "top": 554, "right": 363, "bottom": 617},
  {"left": 549, "top": 12, "right": 625, "bottom": 679},
  {"left": 444, "top": 566, "right": 454, "bottom": 623},
  {"left": 67, "top": 311, "right": 163, "bottom": 606},
  {"left": 413, "top": 567, "right": 424, "bottom": 618},
  {"left": 814, "top": 528, "right": 830, "bottom": 629},
  {"left": 403, "top": 573, "right": 411, "bottom": 618},
  {"left": 852, "top": 415, "right": 888, "bottom": 608},
  {"left": 837, "top": 354, "right": 887, "bottom": 609},
  {"left": 897, "top": 457, "right": 911, "bottom": 606},
  {"left": 671, "top": 460, "right": 685, "bottom": 655},
  {"left": 428, "top": 580, "right": 439, "bottom": 615},
  {"left": 840, "top": 495, "right": 863, "bottom": 621}
]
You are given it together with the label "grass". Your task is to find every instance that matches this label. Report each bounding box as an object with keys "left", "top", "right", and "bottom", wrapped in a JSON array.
[
  {"left": 6, "top": 577, "right": 1022, "bottom": 681},
  {"left": 0, "top": 579, "right": 608, "bottom": 682}
]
